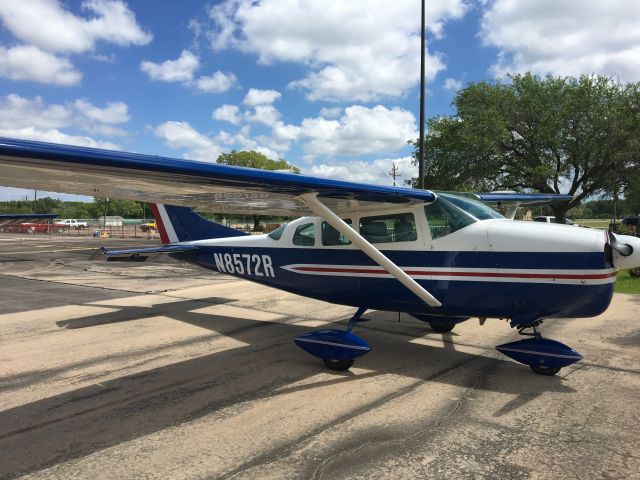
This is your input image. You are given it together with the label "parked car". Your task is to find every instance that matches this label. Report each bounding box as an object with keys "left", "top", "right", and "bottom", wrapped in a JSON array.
[
  {"left": 139, "top": 220, "right": 157, "bottom": 232},
  {"left": 622, "top": 216, "right": 640, "bottom": 236},
  {"left": 55, "top": 219, "right": 88, "bottom": 229},
  {"left": 533, "top": 216, "right": 575, "bottom": 225}
]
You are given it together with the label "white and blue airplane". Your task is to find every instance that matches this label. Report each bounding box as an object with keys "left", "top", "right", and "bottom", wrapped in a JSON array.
[{"left": 1, "top": 137, "right": 639, "bottom": 375}]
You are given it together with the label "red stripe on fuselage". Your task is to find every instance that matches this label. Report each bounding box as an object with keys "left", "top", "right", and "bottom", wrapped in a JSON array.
[
  {"left": 290, "top": 266, "right": 617, "bottom": 280},
  {"left": 150, "top": 203, "right": 170, "bottom": 245}
]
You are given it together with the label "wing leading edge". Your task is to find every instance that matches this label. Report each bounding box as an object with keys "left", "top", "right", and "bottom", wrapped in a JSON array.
[{"left": 0, "top": 138, "right": 435, "bottom": 216}]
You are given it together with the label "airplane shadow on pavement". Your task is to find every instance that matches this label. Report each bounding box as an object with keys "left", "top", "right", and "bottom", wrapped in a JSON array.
[{"left": 0, "top": 298, "right": 577, "bottom": 479}]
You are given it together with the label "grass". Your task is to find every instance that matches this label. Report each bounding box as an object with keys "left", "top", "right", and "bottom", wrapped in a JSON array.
[
  {"left": 615, "top": 269, "right": 640, "bottom": 295},
  {"left": 574, "top": 219, "right": 611, "bottom": 229}
]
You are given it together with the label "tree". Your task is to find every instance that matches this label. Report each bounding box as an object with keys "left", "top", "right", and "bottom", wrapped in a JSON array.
[
  {"left": 411, "top": 73, "right": 640, "bottom": 222},
  {"left": 216, "top": 150, "right": 299, "bottom": 230}
]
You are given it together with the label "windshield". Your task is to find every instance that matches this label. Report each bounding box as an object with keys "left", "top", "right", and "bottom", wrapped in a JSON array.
[
  {"left": 424, "top": 196, "right": 476, "bottom": 240},
  {"left": 438, "top": 193, "right": 505, "bottom": 220},
  {"left": 268, "top": 223, "right": 287, "bottom": 240}
]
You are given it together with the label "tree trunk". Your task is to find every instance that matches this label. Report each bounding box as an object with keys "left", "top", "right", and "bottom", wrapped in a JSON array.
[
  {"left": 551, "top": 204, "right": 569, "bottom": 224},
  {"left": 253, "top": 215, "right": 261, "bottom": 231}
]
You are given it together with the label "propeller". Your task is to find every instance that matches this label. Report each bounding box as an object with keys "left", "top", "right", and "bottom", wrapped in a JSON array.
[{"left": 609, "top": 231, "right": 633, "bottom": 257}]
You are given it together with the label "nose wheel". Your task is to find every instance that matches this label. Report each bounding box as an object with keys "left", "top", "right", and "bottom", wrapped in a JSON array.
[
  {"left": 323, "top": 358, "right": 355, "bottom": 371},
  {"left": 496, "top": 320, "right": 583, "bottom": 376},
  {"left": 529, "top": 364, "right": 561, "bottom": 376},
  {"left": 294, "top": 306, "right": 372, "bottom": 371}
]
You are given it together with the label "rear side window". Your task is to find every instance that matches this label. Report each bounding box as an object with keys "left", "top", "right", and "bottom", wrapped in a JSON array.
[
  {"left": 292, "top": 223, "right": 315, "bottom": 246},
  {"left": 321, "top": 220, "right": 352, "bottom": 246},
  {"left": 359, "top": 213, "right": 416, "bottom": 243}
]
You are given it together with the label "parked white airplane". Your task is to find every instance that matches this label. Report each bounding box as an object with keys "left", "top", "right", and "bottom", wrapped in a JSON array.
[{"left": 1, "top": 137, "right": 638, "bottom": 375}]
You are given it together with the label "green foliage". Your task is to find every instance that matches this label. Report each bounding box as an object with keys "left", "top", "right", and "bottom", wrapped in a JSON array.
[
  {"left": 0, "top": 197, "right": 148, "bottom": 219},
  {"left": 216, "top": 150, "right": 300, "bottom": 172},
  {"left": 216, "top": 150, "right": 299, "bottom": 230},
  {"left": 91, "top": 198, "right": 145, "bottom": 218},
  {"left": 412, "top": 73, "right": 640, "bottom": 222}
]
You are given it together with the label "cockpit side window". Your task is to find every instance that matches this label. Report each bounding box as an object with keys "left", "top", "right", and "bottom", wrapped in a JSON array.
[
  {"left": 424, "top": 197, "right": 475, "bottom": 240},
  {"left": 322, "top": 219, "right": 352, "bottom": 246},
  {"left": 359, "top": 213, "right": 417, "bottom": 243},
  {"left": 292, "top": 222, "right": 316, "bottom": 246}
]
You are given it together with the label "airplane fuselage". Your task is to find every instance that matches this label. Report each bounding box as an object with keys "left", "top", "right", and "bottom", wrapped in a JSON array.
[{"left": 177, "top": 213, "right": 617, "bottom": 326}]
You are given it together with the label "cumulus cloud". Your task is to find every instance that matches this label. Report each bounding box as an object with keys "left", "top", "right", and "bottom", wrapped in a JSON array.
[
  {"left": 158, "top": 103, "right": 416, "bottom": 169},
  {"left": 154, "top": 121, "right": 222, "bottom": 161},
  {"left": 0, "top": 94, "right": 72, "bottom": 130},
  {"left": 0, "top": 0, "right": 151, "bottom": 53},
  {"left": 480, "top": 0, "right": 640, "bottom": 81},
  {"left": 299, "top": 105, "right": 417, "bottom": 156},
  {"left": 141, "top": 50, "right": 200, "bottom": 82},
  {"left": 443, "top": 77, "right": 462, "bottom": 91},
  {"left": 73, "top": 99, "right": 130, "bottom": 124},
  {"left": 245, "top": 105, "right": 281, "bottom": 127},
  {"left": 208, "top": 0, "right": 468, "bottom": 101},
  {"left": 0, "top": 127, "right": 118, "bottom": 149},
  {"left": 141, "top": 50, "right": 237, "bottom": 93},
  {"left": 0, "top": 45, "right": 82, "bottom": 85},
  {"left": 194, "top": 71, "right": 236, "bottom": 93},
  {"left": 243, "top": 88, "right": 281, "bottom": 106},
  {"left": 212, "top": 104, "right": 242, "bottom": 124},
  {"left": 0, "top": 0, "right": 150, "bottom": 85},
  {"left": 0, "top": 94, "right": 130, "bottom": 145},
  {"left": 308, "top": 156, "right": 416, "bottom": 185}
]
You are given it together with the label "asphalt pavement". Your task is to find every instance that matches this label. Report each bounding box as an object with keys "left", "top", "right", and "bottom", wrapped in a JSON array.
[{"left": 0, "top": 234, "right": 639, "bottom": 479}]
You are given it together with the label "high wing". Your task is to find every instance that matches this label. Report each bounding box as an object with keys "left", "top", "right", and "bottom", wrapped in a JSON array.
[
  {"left": 476, "top": 192, "right": 573, "bottom": 220},
  {"left": 0, "top": 137, "right": 441, "bottom": 307},
  {"left": 0, "top": 138, "right": 434, "bottom": 217}
]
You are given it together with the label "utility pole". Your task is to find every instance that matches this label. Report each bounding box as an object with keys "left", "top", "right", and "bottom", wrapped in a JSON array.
[
  {"left": 33, "top": 189, "right": 37, "bottom": 214},
  {"left": 388, "top": 163, "right": 400, "bottom": 187},
  {"left": 418, "top": 0, "right": 426, "bottom": 190}
]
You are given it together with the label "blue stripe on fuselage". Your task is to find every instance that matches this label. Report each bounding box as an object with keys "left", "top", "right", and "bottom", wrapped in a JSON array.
[{"left": 171, "top": 246, "right": 614, "bottom": 321}]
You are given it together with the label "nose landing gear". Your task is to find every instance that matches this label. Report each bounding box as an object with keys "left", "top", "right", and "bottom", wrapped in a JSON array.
[
  {"left": 294, "top": 306, "right": 372, "bottom": 371},
  {"left": 495, "top": 320, "right": 583, "bottom": 376}
]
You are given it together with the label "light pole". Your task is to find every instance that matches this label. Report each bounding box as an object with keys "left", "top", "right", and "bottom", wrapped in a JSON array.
[{"left": 418, "top": 0, "right": 426, "bottom": 190}]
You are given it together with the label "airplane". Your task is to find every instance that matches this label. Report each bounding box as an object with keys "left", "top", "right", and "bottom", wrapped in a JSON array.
[{"left": 1, "top": 137, "right": 639, "bottom": 376}]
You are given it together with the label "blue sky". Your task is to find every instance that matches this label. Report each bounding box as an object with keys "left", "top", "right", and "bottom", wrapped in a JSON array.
[{"left": 1, "top": 0, "right": 639, "bottom": 200}]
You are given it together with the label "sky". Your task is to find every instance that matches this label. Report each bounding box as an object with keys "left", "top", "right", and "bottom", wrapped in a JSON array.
[{"left": 1, "top": 0, "right": 640, "bottom": 201}]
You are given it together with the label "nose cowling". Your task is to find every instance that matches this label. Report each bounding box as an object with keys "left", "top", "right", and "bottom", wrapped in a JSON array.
[{"left": 610, "top": 233, "right": 640, "bottom": 269}]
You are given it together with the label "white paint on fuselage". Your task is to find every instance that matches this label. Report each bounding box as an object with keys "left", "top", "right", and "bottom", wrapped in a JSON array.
[{"left": 190, "top": 216, "right": 608, "bottom": 256}]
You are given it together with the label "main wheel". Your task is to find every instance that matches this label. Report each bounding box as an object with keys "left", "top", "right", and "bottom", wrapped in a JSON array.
[
  {"left": 323, "top": 358, "right": 354, "bottom": 371},
  {"left": 428, "top": 320, "right": 455, "bottom": 333},
  {"left": 530, "top": 364, "right": 561, "bottom": 376}
]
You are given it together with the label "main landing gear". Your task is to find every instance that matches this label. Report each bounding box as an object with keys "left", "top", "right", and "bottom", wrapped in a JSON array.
[
  {"left": 294, "top": 306, "right": 372, "bottom": 371},
  {"left": 495, "top": 320, "right": 583, "bottom": 376}
]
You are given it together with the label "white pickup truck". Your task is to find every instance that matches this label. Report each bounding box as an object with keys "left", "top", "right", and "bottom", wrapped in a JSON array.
[{"left": 55, "top": 219, "right": 88, "bottom": 229}]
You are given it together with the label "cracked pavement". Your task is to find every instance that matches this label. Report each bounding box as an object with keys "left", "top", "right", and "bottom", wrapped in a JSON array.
[{"left": 1, "top": 235, "right": 639, "bottom": 479}]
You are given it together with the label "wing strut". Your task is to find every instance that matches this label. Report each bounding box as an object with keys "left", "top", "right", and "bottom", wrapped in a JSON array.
[{"left": 299, "top": 192, "right": 442, "bottom": 308}]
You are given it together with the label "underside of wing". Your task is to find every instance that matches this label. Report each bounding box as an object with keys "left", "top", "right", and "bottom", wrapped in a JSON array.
[
  {"left": 477, "top": 192, "right": 573, "bottom": 206},
  {"left": 0, "top": 138, "right": 435, "bottom": 216}
]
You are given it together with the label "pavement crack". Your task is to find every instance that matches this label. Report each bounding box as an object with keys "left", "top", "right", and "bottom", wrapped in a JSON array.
[
  {"left": 310, "top": 367, "right": 484, "bottom": 480},
  {"left": 219, "top": 356, "right": 487, "bottom": 480}
]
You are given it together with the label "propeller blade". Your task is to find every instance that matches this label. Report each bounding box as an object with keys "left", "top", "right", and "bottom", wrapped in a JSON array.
[{"left": 609, "top": 231, "right": 633, "bottom": 257}]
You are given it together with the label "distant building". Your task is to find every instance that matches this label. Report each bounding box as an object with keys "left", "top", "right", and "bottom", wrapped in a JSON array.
[{"left": 97, "top": 215, "right": 124, "bottom": 227}]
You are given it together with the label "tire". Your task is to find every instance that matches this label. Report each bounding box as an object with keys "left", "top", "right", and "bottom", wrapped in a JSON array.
[
  {"left": 322, "top": 358, "right": 354, "bottom": 371},
  {"left": 428, "top": 320, "right": 456, "bottom": 333},
  {"left": 530, "top": 365, "right": 561, "bottom": 376}
]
